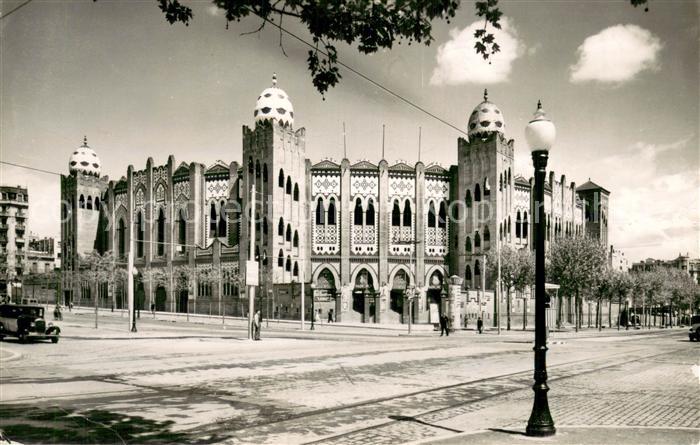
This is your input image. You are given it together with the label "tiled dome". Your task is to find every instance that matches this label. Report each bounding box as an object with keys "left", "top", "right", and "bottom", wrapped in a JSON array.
[
  {"left": 69, "top": 136, "right": 101, "bottom": 177},
  {"left": 467, "top": 89, "right": 505, "bottom": 138},
  {"left": 254, "top": 73, "right": 294, "bottom": 128}
]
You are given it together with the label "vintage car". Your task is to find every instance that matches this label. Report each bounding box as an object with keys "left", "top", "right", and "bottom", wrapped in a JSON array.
[
  {"left": 0, "top": 304, "right": 61, "bottom": 343},
  {"left": 689, "top": 315, "right": 700, "bottom": 342}
]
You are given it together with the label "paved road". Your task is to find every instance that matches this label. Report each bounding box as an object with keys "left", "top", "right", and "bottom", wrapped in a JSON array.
[{"left": 0, "top": 311, "right": 697, "bottom": 444}]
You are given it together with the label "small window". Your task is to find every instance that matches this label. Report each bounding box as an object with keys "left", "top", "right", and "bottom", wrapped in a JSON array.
[
  {"left": 293, "top": 183, "right": 299, "bottom": 201},
  {"left": 278, "top": 169, "right": 285, "bottom": 187},
  {"left": 327, "top": 198, "right": 337, "bottom": 225}
]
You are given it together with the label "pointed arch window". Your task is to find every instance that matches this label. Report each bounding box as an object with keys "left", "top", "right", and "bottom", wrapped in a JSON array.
[
  {"left": 474, "top": 184, "right": 481, "bottom": 202},
  {"left": 286, "top": 177, "right": 292, "bottom": 195},
  {"left": 484, "top": 226, "right": 491, "bottom": 249},
  {"left": 285, "top": 256, "right": 291, "bottom": 272},
  {"left": 293, "top": 230, "right": 299, "bottom": 248},
  {"left": 136, "top": 211, "right": 144, "bottom": 258},
  {"left": 278, "top": 169, "right": 285, "bottom": 187},
  {"left": 293, "top": 183, "right": 300, "bottom": 201},
  {"left": 465, "top": 236, "right": 472, "bottom": 253},
  {"left": 465, "top": 265, "right": 472, "bottom": 282},
  {"left": 438, "top": 202, "right": 447, "bottom": 229},
  {"left": 353, "top": 198, "right": 363, "bottom": 225},
  {"left": 248, "top": 156, "right": 254, "bottom": 174},
  {"left": 392, "top": 201, "right": 401, "bottom": 227},
  {"left": 209, "top": 202, "right": 217, "bottom": 237},
  {"left": 286, "top": 224, "right": 292, "bottom": 242},
  {"left": 262, "top": 217, "right": 268, "bottom": 236},
  {"left": 507, "top": 216, "right": 511, "bottom": 239},
  {"left": 403, "top": 201, "right": 412, "bottom": 227},
  {"left": 474, "top": 231, "right": 481, "bottom": 248},
  {"left": 278, "top": 249, "right": 284, "bottom": 267},
  {"left": 516, "top": 211, "right": 522, "bottom": 238},
  {"left": 427, "top": 202, "right": 437, "bottom": 228},
  {"left": 474, "top": 259, "right": 481, "bottom": 276},
  {"left": 79, "top": 194, "right": 85, "bottom": 209},
  {"left": 278, "top": 217, "right": 284, "bottom": 236},
  {"left": 117, "top": 218, "right": 126, "bottom": 257},
  {"left": 263, "top": 164, "right": 268, "bottom": 183},
  {"left": 483, "top": 178, "right": 490, "bottom": 198},
  {"left": 293, "top": 262, "right": 299, "bottom": 277},
  {"left": 327, "top": 198, "right": 337, "bottom": 225},
  {"left": 95, "top": 197, "right": 101, "bottom": 211},
  {"left": 316, "top": 199, "right": 325, "bottom": 225},
  {"left": 86, "top": 196, "right": 93, "bottom": 210},
  {"left": 499, "top": 174, "right": 503, "bottom": 192},
  {"left": 255, "top": 160, "right": 261, "bottom": 178},
  {"left": 157, "top": 207, "right": 165, "bottom": 256},
  {"left": 178, "top": 208, "right": 186, "bottom": 249},
  {"left": 218, "top": 200, "right": 227, "bottom": 237},
  {"left": 465, "top": 190, "right": 472, "bottom": 208},
  {"left": 366, "top": 198, "right": 375, "bottom": 226}
]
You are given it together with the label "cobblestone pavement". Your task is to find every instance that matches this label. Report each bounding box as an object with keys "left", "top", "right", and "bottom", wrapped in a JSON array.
[{"left": 0, "top": 311, "right": 695, "bottom": 444}]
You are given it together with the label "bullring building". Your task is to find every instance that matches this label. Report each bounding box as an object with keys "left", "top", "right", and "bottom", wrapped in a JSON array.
[{"left": 60, "top": 75, "right": 609, "bottom": 327}]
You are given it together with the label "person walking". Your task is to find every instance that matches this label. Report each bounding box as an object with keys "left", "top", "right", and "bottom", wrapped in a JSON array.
[
  {"left": 477, "top": 317, "right": 484, "bottom": 334},
  {"left": 328, "top": 309, "right": 334, "bottom": 323},
  {"left": 253, "top": 310, "right": 261, "bottom": 340},
  {"left": 440, "top": 314, "right": 449, "bottom": 337}
]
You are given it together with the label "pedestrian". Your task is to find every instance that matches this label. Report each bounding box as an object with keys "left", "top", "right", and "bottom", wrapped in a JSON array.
[
  {"left": 150, "top": 302, "right": 155, "bottom": 317},
  {"left": 477, "top": 317, "right": 483, "bottom": 334},
  {"left": 328, "top": 308, "right": 334, "bottom": 323},
  {"left": 440, "top": 314, "right": 449, "bottom": 337},
  {"left": 253, "top": 309, "right": 261, "bottom": 340}
]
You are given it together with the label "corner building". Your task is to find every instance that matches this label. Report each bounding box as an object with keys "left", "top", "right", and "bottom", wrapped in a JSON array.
[{"left": 60, "top": 76, "right": 608, "bottom": 326}]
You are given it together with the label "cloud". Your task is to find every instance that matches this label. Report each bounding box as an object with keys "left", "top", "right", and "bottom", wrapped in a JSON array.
[
  {"left": 430, "top": 19, "right": 525, "bottom": 86},
  {"left": 207, "top": 6, "right": 222, "bottom": 16},
  {"left": 570, "top": 24, "right": 662, "bottom": 83}
]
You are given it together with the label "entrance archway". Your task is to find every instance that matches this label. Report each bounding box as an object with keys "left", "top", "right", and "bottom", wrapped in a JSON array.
[
  {"left": 352, "top": 269, "right": 376, "bottom": 323},
  {"left": 315, "top": 268, "right": 338, "bottom": 322},
  {"left": 155, "top": 286, "right": 167, "bottom": 312},
  {"left": 390, "top": 269, "right": 409, "bottom": 323},
  {"left": 426, "top": 270, "right": 444, "bottom": 323}
]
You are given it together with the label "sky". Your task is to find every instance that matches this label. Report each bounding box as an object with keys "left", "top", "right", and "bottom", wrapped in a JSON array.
[{"left": 1, "top": 0, "right": 698, "bottom": 262}]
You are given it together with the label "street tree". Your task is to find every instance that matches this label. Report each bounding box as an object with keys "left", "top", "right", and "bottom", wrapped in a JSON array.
[
  {"left": 79, "top": 250, "right": 117, "bottom": 329},
  {"left": 547, "top": 236, "right": 607, "bottom": 332},
  {"left": 173, "top": 264, "right": 198, "bottom": 316},
  {"left": 139, "top": 0, "right": 648, "bottom": 95},
  {"left": 487, "top": 245, "right": 534, "bottom": 330}
]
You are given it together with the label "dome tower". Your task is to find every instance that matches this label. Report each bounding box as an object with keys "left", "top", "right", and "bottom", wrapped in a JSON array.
[
  {"left": 254, "top": 73, "right": 295, "bottom": 128},
  {"left": 69, "top": 136, "right": 101, "bottom": 177},
  {"left": 467, "top": 89, "right": 505, "bottom": 139}
]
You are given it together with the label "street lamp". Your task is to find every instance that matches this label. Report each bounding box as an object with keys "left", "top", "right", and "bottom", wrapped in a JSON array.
[{"left": 525, "top": 100, "right": 556, "bottom": 437}]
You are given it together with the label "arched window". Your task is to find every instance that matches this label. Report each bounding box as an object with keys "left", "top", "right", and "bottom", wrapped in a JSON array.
[
  {"left": 428, "top": 202, "right": 437, "bottom": 228},
  {"left": 438, "top": 202, "right": 447, "bottom": 229},
  {"left": 366, "top": 199, "right": 375, "bottom": 226},
  {"left": 286, "top": 224, "right": 292, "bottom": 242},
  {"left": 293, "top": 230, "right": 299, "bottom": 248},
  {"left": 278, "top": 217, "right": 284, "bottom": 236},
  {"left": 255, "top": 245, "right": 260, "bottom": 261},
  {"left": 391, "top": 201, "right": 401, "bottom": 226},
  {"left": 465, "top": 265, "right": 472, "bottom": 281},
  {"left": 508, "top": 167, "right": 511, "bottom": 184},
  {"left": 218, "top": 200, "right": 227, "bottom": 237},
  {"left": 328, "top": 198, "right": 337, "bottom": 225},
  {"left": 262, "top": 249, "right": 268, "bottom": 266},
  {"left": 293, "top": 262, "right": 299, "bottom": 277},
  {"left": 474, "top": 184, "right": 481, "bottom": 202},
  {"left": 209, "top": 202, "right": 217, "bottom": 237},
  {"left": 117, "top": 218, "right": 126, "bottom": 257},
  {"left": 278, "top": 249, "right": 284, "bottom": 267},
  {"left": 255, "top": 160, "right": 261, "bottom": 178},
  {"left": 86, "top": 196, "right": 93, "bottom": 210},
  {"left": 483, "top": 178, "right": 490, "bottom": 198},
  {"left": 403, "top": 201, "right": 412, "bottom": 227},
  {"left": 278, "top": 169, "right": 285, "bottom": 187},
  {"left": 516, "top": 211, "right": 522, "bottom": 238},
  {"left": 465, "top": 236, "right": 472, "bottom": 252},
  {"left": 474, "top": 259, "right": 481, "bottom": 276},
  {"left": 262, "top": 217, "right": 268, "bottom": 236},
  {"left": 285, "top": 256, "right": 291, "bottom": 272},
  {"left": 474, "top": 231, "right": 481, "bottom": 248},
  {"left": 157, "top": 208, "right": 165, "bottom": 256},
  {"left": 353, "top": 198, "right": 363, "bottom": 225},
  {"left": 248, "top": 156, "right": 254, "bottom": 174},
  {"left": 507, "top": 216, "right": 511, "bottom": 238},
  {"left": 178, "top": 208, "right": 186, "bottom": 248},
  {"left": 499, "top": 222, "right": 503, "bottom": 241},
  {"left": 293, "top": 183, "right": 299, "bottom": 201},
  {"left": 136, "top": 211, "right": 144, "bottom": 258},
  {"left": 499, "top": 174, "right": 503, "bottom": 192},
  {"left": 94, "top": 197, "right": 100, "bottom": 211},
  {"left": 484, "top": 226, "right": 491, "bottom": 248},
  {"left": 263, "top": 163, "right": 268, "bottom": 183},
  {"left": 286, "top": 177, "right": 292, "bottom": 195},
  {"left": 79, "top": 194, "right": 85, "bottom": 209},
  {"left": 316, "top": 199, "right": 325, "bottom": 225},
  {"left": 465, "top": 190, "right": 472, "bottom": 208}
]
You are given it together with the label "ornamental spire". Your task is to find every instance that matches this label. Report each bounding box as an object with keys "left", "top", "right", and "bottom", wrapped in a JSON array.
[
  {"left": 272, "top": 72, "right": 277, "bottom": 87},
  {"left": 484, "top": 89, "right": 488, "bottom": 102}
]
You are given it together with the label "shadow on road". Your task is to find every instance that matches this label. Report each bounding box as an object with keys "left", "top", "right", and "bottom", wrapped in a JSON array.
[{"left": 388, "top": 415, "right": 463, "bottom": 433}]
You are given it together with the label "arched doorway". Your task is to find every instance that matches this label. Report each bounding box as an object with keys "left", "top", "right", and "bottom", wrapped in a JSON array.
[
  {"left": 155, "top": 286, "right": 167, "bottom": 312},
  {"left": 315, "top": 268, "right": 338, "bottom": 323},
  {"left": 426, "top": 270, "right": 444, "bottom": 323},
  {"left": 390, "top": 270, "right": 409, "bottom": 324},
  {"left": 178, "top": 290, "right": 188, "bottom": 314},
  {"left": 353, "top": 269, "right": 376, "bottom": 323}
]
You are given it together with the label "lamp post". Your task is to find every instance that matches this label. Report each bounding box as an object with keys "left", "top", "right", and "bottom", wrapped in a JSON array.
[{"left": 525, "top": 100, "right": 556, "bottom": 437}]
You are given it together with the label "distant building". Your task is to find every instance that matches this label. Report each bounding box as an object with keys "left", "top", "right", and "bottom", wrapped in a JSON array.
[
  {"left": 27, "top": 235, "right": 57, "bottom": 274},
  {"left": 576, "top": 180, "right": 610, "bottom": 249},
  {"left": 0, "top": 185, "right": 29, "bottom": 296},
  {"left": 631, "top": 254, "right": 700, "bottom": 284},
  {"left": 609, "top": 245, "right": 630, "bottom": 272}
]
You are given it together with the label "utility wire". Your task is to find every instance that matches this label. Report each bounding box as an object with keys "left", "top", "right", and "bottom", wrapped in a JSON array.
[{"left": 0, "top": 0, "right": 33, "bottom": 20}]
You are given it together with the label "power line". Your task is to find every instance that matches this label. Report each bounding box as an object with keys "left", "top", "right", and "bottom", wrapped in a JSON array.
[
  {"left": 1, "top": 160, "right": 62, "bottom": 176},
  {"left": 246, "top": 8, "right": 470, "bottom": 138},
  {"left": 0, "top": 0, "right": 33, "bottom": 20}
]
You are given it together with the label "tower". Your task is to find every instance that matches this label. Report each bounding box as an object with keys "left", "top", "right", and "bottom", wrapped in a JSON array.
[
  {"left": 452, "top": 90, "right": 515, "bottom": 290},
  {"left": 576, "top": 180, "right": 610, "bottom": 248},
  {"left": 60, "top": 136, "right": 108, "bottom": 304},
  {"left": 240, "top": 74, "right": 309, "bottom": 311}
]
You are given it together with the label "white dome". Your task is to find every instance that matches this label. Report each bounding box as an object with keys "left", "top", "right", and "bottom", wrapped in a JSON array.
[
  {"left": 254, "top": 73, "right": 294, "bottom": 128},
  {"left": 69, "top": 136, "right": 101, "bottom": 177},
  {"left": 467, "top": 90, "right": 505, "bottom": 138}
]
